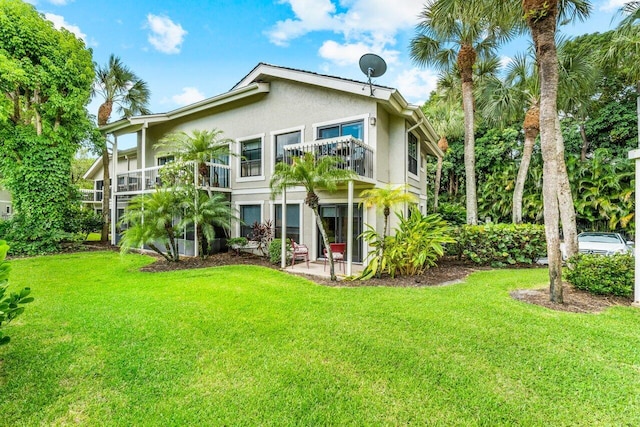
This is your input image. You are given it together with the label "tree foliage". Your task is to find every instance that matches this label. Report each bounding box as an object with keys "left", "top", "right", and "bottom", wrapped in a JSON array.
[{"left": 0, "top": 0, "right": 94, "bottom": 254}]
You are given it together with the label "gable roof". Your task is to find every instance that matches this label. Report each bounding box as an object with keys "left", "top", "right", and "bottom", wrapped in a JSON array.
[{"left": 98, "top": 63, "right": 440, "bottom": 156}]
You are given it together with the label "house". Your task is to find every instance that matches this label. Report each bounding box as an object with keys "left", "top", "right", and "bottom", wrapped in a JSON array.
[
  {"left": 0, "top": 189, "right": 12, "bottom": 220},
  {"left": 87, "top": 63, "right": 442, "bottom": 272}
]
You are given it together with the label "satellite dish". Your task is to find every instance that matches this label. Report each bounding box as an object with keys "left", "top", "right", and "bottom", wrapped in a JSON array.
[{"left": 359, "top": 53, "right": 387, "bottom": 96}]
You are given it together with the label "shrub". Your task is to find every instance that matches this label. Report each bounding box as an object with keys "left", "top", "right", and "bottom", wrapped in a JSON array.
[
  {"left": 0, "top": 240, "right": 33, "bottom": 345},
  {"left": 452, "top": 223, "right": 546, "bottom": 266},
  {"left": 269, "top": 238, "right": 292, "bottom": 265},
  {"left": 227, "top": 237, "right": 248, "bottom": 248},
  {"left": 358, "top": 211, "right": 454, "bottom": 279},
  {"left": 565, "top": 253, "right": 634, "bottom": 298},
  {"left": 437, "top": 202, "right": 466, "bottom": 225}
]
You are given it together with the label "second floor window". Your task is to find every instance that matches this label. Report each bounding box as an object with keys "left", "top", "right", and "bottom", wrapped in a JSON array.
[
  {"left": 275, "top": 131, "right": 301, "bottom": 164},
  {"left": 157, "top": 155, "right": 174, "bottom": 166},
  {"left": 408, "top": 133, "right": 418, "bottom": 176},
  {"left": 241, "top": 138, "right": 262, "bottom": 177},
  {"left": 318, "top": 120, "right": 364, "bottom": 140}
]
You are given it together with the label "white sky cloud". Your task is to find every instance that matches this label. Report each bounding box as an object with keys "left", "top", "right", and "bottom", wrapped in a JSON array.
[
  {"left": 599, "top": 0, "right": 627, "bottom": 12},
  {"left": 44, "top": 13, "right": 86, "bottom": 41},
  {"left": 268, "top": 0, "right": 423, "bottom": 66},
  {"left": 48, "top": 0, "right": 72, "bottom": 5},
  {"left": 146, "top": 14, "right": 187, "bottom": 54},
  {"left": 171, "top": 87, "right": 206, "bottom": 106},
  {"left": 394, "top": 68, "right": 439, "bottom": 105}
]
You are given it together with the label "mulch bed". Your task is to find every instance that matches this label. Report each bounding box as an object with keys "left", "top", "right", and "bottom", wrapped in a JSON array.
[{"left": 133, "top": 251, "right": 635, "bottom": 313}]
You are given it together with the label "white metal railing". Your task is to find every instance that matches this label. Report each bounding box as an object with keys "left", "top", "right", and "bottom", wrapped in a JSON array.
[
  {"left": 79, "top": 189, "right": 103, "bottom": 202},
  {"left": 283, "top": 136, "right": 374, "bottom": 179},
  {"left": 115, "top": 162, "right": 231, "bottom": 193}
]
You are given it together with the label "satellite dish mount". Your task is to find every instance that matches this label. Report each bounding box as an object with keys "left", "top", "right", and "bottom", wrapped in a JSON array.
[{"left": 359, "top": 53, "right": 387, "bottom": 96}]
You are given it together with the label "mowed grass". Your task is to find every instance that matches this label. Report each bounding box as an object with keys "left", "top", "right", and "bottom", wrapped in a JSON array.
[{"left": 1, "top": 252, "right": 639, "bottom": 426}]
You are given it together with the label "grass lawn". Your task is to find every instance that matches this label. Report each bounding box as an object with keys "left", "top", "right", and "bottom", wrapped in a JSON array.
[{"left": 1, "top": 251, "right": 639, "bottom": 425}]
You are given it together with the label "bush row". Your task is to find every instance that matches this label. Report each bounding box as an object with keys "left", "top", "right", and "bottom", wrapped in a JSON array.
[{"left": 448, "top": 223, "right": 547, "bottom": 266}]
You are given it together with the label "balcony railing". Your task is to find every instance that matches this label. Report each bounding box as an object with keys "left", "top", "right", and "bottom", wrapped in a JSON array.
[
  {"left": 80, "top": 189, "right": 103, "bottom": 202},
  {"left": 283, "top": 136, "right": 374, "bottom": 179},
  {"left": 115, "top": 162, "right": 231, "bottom": 193}
]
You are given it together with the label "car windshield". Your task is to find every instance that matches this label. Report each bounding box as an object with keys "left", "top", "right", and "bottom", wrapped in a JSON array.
[{"left": 578, "top": 234, "right": 622, "bottom": 244}]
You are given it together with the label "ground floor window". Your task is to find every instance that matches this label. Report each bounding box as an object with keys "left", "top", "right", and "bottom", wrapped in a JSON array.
[
  {"left": 240, "top": 204, "right": 261, "bottom": 239},
  {"left": 274, "top": 204, "right": 300, "bottom": 243},
  {"left": 317, "top": 203, "right": 363, "bottom": 262}
]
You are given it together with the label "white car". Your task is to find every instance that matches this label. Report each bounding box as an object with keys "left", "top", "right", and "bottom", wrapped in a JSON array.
[{"left": 576, "top": 232, "right": 633, "bottom": 256}]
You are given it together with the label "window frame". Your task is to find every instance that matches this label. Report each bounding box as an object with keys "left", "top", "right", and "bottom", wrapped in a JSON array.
[
  {"left": 312, "top": 114, "right": 370, "bottom": 144},
  {"left": 408, "top": 132, "right": 419, "bottom": 178},
  {"left": 271, "top": 126, "right": 304, "bottom": 175},
  {"left": 237, "top": 202, "right": 263, "bottom": 239},
  {"left": 236, "top": 134, "right": 265, "bottom": 182}
]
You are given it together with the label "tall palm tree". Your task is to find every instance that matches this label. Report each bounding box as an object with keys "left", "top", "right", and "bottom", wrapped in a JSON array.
[
  {"left": 93, "top": 54, "right": 151, "bottom": 242},
  {"left": 270, "top": 153, "right": 355, "bottom": 281},
  {"left": 422, "top": 97, "right": 464, "bottom": 210},
  {"left": 410, "top": 0, "right": 518, "bottom": 225},
  {"left": 520, "top": 0, "right": 591, "bottom": 303},
  {"left": 119, "top": 189, "right": 181, "bottom": 262},
  {"left": 154, "top": 129, "right": 235, "bottom": 192}
]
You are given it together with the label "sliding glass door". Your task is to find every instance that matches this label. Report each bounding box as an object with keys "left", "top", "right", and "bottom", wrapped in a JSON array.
[{"left": 317, "top": 204, "right": 363, "bottom": 262}]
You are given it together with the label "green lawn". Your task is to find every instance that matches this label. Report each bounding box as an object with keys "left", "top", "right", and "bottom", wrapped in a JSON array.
[{"left": 1, "top": 252, "right": 639, "bottom": 426}]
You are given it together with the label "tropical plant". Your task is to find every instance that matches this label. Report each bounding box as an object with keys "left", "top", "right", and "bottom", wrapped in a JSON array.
[
  {"left": 93, "top": 55, "right": 151, "bottom": 242},
  {"left": 270, "top": 153, "right": 355, "bottom": 281},
  {"left": 180, "top": 192, "right": 235, "bottom": 258},
  {"left": 154, "top": 129, "right": 235, "bottom": 193},
  {"left": 411, "top": 0, "right": 518, "bottom": 225},
  {"left": 0, "top": 240, "right": 33, "bottom": 345},
  {"left": 357, "top": 210, "right": 454, "bottom": 280},
  {"left": 119, "top": 189, "right": 182, "bottom": 262}
]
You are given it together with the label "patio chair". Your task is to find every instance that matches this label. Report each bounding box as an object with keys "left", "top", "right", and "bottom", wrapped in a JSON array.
[
  {"left": 291, "top": 240, "right": 309, "bottom": 268},
  {"left": 324, "top": 242, "right": 346, "bottom": 272}
]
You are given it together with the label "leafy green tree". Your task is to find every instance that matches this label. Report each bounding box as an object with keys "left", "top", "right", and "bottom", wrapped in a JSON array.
[
  {"left": 411, "top": 0, "right": 518, "bottom": 225},
  {"left": 0, "top": 0, "right": 94, "bottom": 254},
  {"left": 93, "top": 55, "right": 151, "bottom": 242},
  {"left": 119, "top": 189, "right": 182, "bottom": 262},
  {"left": 270, "top": 153, "right": 355, "bottom": 281},
  {"left": 0, "top": 240, "right": 32, "bottom": 345}
]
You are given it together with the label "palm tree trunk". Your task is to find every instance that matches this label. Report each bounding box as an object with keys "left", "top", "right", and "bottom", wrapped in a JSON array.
[
  {"left": 513, "top": 106, "right": 539, "bottom": 224},
  {"left": 579, "top": 123, "right": 589, "bottom": 161},
  {"left": 101, "top": 147, "right": 110, "bottom": 242},
  {"left": 526, "top": 0, "right": 563, "bottom": 303},
  {"left": 555, "top": 115, "right": 578, "bottom": 259},
  {"left": 313, "top": 206, "right": 336, "bottom": 281},
  {"left": 461, "top": 78, "right": 478, "bottom": 225},
  {"left": 434, "top": 156, "right": 443, "bottom": 210}
]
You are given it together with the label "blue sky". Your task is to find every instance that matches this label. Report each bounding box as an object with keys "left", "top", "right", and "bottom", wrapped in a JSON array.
[{"left": 28, "top": 0, "right": 631, "bottom": 115}]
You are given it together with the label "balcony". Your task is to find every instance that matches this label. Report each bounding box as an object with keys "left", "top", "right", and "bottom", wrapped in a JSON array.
[
  {"left": 115, "top": 162, "right": 231, "bottom": 194},
  {"left": 282, "top": 136, "right": 374, "bottom": 180},
  {"left": 80, "top": 189, "right": 103, "bottom": 202}
]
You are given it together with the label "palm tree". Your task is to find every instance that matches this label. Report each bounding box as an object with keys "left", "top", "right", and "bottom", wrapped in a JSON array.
[
  {"left": 360, "top": 185, "right": 417, "bottom": 239},
  {"left": 93, "top": 55, "right": 151, "bottom": 242},
  {"left": 154, "top": 129, "right": 235, "bottom": 192},
  {"left": 270, "top": 153, "right": 355, "bottom": 281},
  {"left": 410, "top": 0, "right": 517, "bottom": 225},
  {"left": 520, "top": 0, "right": 591, "bottom": 303},
  {"left": 422, "top": 96, "right": 464, "bottom": 210},
  {"left": 119, "top": 189, "right": 182, "bottom": 262},
  {"left": 180, "top": 192, "right": 236, "bottom": 258}
]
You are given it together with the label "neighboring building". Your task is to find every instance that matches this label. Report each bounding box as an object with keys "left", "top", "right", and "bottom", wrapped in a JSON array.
[
  {"left": 88, "top": 63, "right": 442, "bottom": 270},
  {"left": 0, "top": 189, "right": 12, "bottom": 220}
]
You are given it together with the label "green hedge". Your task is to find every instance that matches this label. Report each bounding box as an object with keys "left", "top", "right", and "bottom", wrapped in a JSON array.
[
  {"left": 269, "top": 238, "right": 292, "bottom": 265},
  {"left": 565, "top": 253, "right": 634, "bottom": 298},
  {"left": 449, "top": 223, "right": 547, "bottom": 266}
]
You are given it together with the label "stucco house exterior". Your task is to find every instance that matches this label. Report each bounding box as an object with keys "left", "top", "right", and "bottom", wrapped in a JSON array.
[
  {"left": 0, "top": 189, "right": 12, "bottom": 220},
  {"left": 85, "top": 63, "right": 442, "bottom": 272}
]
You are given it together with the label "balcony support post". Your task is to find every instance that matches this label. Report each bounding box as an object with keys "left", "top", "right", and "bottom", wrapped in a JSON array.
[
  {"left": 111, "top": 135, "right": 118, "bottom": 245},
  {"left": 347, "top": 179, "right": 354, "bottom": 276},
  {"left": 281, "top": 188, "right": 287, "bottom": 269}
]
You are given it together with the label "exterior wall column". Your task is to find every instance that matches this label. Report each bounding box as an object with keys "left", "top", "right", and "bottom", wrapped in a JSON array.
[
  {"left": 281, "top": 188, "right": 287, "bottom": 269},
  {"left": 141, "top": 122, "right": 147, "bottom": 190},
  {"left": 629, "top": 148, "right": 640, "bottom": 306},
  {"left": 347, "top": 180, "right": 354, "bottom": 276},
  {"left": 193, "top": 161, "right": 199, "bottom": 258},
  {"left": 111, "top": 134, "right": 118, "bottom": 245}
]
